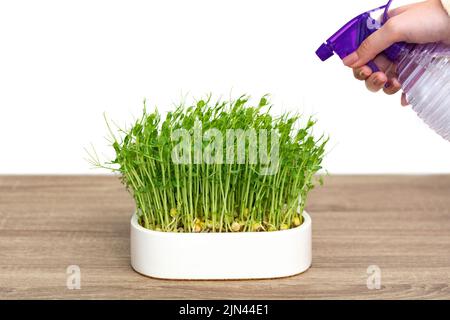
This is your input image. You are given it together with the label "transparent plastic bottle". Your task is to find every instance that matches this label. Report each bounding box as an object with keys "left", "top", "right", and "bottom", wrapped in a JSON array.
[{"left": 395, "top": 43, "right": 450, "bottom": 141}]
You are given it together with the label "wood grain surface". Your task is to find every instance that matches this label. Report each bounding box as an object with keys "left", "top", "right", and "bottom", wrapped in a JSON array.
[{"left": 0, "top": 175, "right": 449, "bottom": 299}]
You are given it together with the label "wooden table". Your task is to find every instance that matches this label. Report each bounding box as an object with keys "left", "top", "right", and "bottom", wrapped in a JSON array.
[{"left": 0, "top": 175, "right": 449, "bottom": 299}]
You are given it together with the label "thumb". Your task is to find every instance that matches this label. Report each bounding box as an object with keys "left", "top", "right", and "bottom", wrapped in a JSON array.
[{"left": 343, "top": 20, "right": 400, "bottom": 68}]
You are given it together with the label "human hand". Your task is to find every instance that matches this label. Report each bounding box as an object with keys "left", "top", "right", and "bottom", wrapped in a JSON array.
[{"left": 342, "top": 0, "right": 450, "bottom": 106}]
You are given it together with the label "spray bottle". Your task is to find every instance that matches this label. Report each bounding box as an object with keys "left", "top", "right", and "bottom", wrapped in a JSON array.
[{"left": 316, "top": 0, "right": 450, "bottom": 141}]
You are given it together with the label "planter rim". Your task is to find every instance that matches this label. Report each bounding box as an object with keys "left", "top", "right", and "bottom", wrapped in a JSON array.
[{"left": 131, "top": 211, "right": 311, "bottom": 236}]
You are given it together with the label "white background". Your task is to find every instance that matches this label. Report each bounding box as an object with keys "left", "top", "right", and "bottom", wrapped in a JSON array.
[{"left": 0, "top": 0, "right": 449, "bottom": 174}]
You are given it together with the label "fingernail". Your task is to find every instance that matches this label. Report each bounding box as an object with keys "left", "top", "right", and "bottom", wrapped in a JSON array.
[
  {"left": 359, "top": 70, "right": 367, "bottom": 78},
  {"left": 373, "top": 78, "right": 383, "bottom": 86},
  {"left": 343, "top": 52, "right": 359, "bottom": 66}
]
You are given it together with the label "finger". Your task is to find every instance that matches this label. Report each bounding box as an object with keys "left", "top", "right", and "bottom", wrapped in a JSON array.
[
  {"left": 385, "top": 62, "right": 398, "bottom": 79},
  {"left": 353, "top": 65, "right": 373, "bottom": 80},
  {"left": 401, "top": 93, "right": 409, "bottom": 106},
  {"left": 387, "top": 3, "right": 415, "bottom": 18},
  {"left": 365, "top": 72, "right": 388, "bottom": 92},
  {"left": 383, "top": 77, "right": 402, "bottom": 95},
  {"left": 343, "top": 18, "right": 402, "bottom": 68},
  {"left": 353, "top": 54, "right": 394, "bottom": 81},
  {"left": 383, "top": 60, "right": 401, "bottom": 95},
  {"left": 373, "top": 54, "right": 395, "bottom": 73}
]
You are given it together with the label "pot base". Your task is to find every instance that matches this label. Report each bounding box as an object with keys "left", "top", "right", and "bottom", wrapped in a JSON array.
[{"left": 130, "top": 212, "right": 312, "bottom": 280}]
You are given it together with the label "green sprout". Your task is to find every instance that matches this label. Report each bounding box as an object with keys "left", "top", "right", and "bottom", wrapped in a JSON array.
[{"left": 88, "top": 95, "right": 328, "bottom": 232}]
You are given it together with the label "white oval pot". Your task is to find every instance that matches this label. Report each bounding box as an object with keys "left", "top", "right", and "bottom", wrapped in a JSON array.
[{"left": 130, "top": 212, "right": 312, "bottom": 280}]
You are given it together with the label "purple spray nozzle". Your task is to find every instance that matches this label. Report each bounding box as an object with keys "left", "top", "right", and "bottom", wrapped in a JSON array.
[
  {"left": 316, "top": 0, "right": 405, "bottom": 71},
  {"left": 316, "top": 43, "right": 334, "bottom": 62},
  {"left": 316, "top": 11, "right": 379, "bottom": 62}
]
